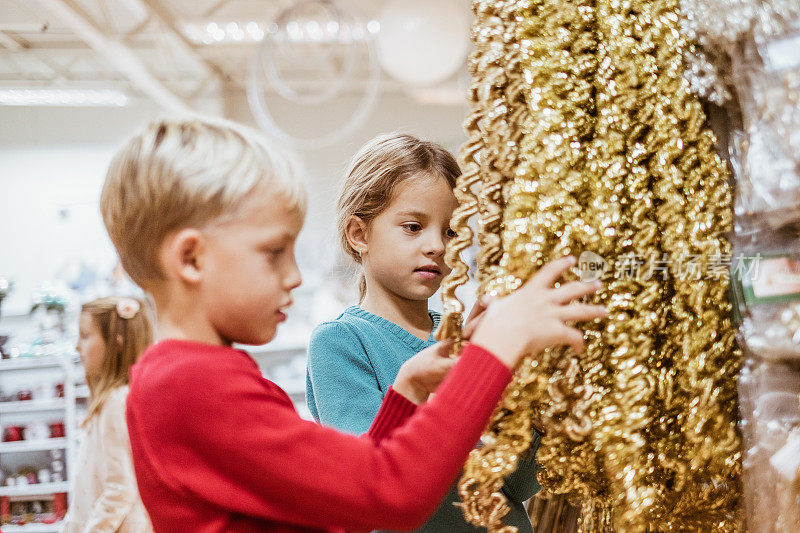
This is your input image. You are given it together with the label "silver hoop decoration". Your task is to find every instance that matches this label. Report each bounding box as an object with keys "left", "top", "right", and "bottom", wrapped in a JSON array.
[
  {"left": 261, "top": 0, "right": 360, "bottom": 105},
  {"left": 247, "top": 0, "right": 381, "bottom": 150}
]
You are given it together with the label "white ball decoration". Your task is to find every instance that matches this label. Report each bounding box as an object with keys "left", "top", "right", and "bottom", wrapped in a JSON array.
[{"left": 377, "top": 0, "right": 471, "bottom": 87}]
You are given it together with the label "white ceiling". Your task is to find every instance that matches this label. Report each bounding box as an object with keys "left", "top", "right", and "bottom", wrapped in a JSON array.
[{"left": 0, "top": 0, "right": 398, "bottom": 112}]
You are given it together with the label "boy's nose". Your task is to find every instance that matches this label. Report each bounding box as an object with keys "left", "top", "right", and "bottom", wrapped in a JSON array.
[{"left": 285, "top": 264, "right": 302, "bottom": 290}]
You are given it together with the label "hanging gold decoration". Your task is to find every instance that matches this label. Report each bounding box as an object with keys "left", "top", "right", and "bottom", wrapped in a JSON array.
[
  {"left": 440, "top": 0, "right": 743, "bottom": 531},
  {"left": 437, "top": 0, "right": 485, "bottom": 351}
]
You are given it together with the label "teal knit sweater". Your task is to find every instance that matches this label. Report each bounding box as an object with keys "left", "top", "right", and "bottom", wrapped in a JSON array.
[{"left": 306, "top": 306, "right": 540, "bottom": 533}]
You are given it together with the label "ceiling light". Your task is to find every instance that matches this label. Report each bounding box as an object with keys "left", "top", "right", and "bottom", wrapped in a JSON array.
[
  {"left": 0, "top": 89, "right": 129, "bottom": 107},
  {"left": 183, "top": 18, "right": 377, "bottom": 46}
]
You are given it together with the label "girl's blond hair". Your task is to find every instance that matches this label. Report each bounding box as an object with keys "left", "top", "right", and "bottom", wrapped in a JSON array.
[
  {"left": 336, "top": 133, "right": 461, "bottom": 300},
  {"left": 81, "top": 296, "right": 153, "bottom": 425}
]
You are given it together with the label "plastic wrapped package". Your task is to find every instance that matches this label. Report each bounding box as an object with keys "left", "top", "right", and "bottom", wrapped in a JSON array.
[
  {"left": 732, "top": 225, "right": 800, "bottom": 359},
  {"left": 770, "top": 427, "right": 800, "bottom": 532},
  {"left": 739, "top": 358, "right": 800, "bottom": 532},
  {"left": 728, "top": 27, "right": 800, "bottom": 229},
  {"left": 679, "top": 0, "right": 800, "bottom": 103},
  {"left": 730, "top": 126, "right": 800, "bottom": 229},
  {"left": 747, "top": 47, "right": 800, "bottom": 157}
]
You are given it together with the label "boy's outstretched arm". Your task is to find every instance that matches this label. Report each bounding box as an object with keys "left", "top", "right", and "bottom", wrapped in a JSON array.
[{"left": 128, "top": 343, "right": 511, "bottom": 532}]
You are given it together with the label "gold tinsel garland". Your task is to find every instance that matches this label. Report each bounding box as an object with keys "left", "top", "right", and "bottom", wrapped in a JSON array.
[
  {"left": 589, "top": 0, "right": 668, "bottom": 526},
  {"left": 637, "top": 0, "right": 741, "bottom": 527},
  {"left": 472, "top": 0, "right": 511, "bottom": 294},
  {"left": 437, "top": 0, "right": 484, "bottom": 349},
  {"left": 438, "top": 0, "right": 742, "bottom": 530}
]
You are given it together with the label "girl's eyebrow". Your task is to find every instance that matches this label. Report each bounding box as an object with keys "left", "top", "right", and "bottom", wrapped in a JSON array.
[{"left": 395, "top": 209, "right": 428, "bottom": 220}]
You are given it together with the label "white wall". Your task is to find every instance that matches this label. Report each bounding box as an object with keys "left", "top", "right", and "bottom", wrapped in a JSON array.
[
  {"left": 0, "top": 103, "right": 164, "bottom": 315},
  {"left": 0, "top": 91, "right": 468, "bottom": 315}
]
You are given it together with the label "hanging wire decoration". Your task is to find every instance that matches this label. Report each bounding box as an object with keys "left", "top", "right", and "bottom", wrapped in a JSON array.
[{"left": 247, "top": 0, "right": 380, "bottom": 150}]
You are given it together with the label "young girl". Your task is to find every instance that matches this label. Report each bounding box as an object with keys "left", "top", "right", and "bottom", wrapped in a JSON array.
[
  {"left": 64, "top": 296, "right": 153, "bottom": 533},
  {"left": 306, "top": 133, "right": 541, "bottom": 532}
]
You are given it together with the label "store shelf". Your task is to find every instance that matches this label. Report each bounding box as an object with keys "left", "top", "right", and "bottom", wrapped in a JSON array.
[
  {"left": 242, "top": 344, "right": 307, "bottom": 358},
  {"left": 274, "top": 383, "right": 305, "bottom": 396},
  {"left": 0, "top": 399, "right": 65, "bottom": 413},
  {"left": 74, "top": 385, "right": 89, "bottom": 399},
  {"left": 0, "top": 323, "right": 78, "bottom": 510},
  {"left": 0, "top": 356, "right": 64, "bottom": 371},
  {"left": 0, "top": 482, "right": 69, "bottom": 497},
  {"left": 2, "top": 522, "right": 64, "bottom": 532},
  {"left": 0, "top": 438, "right": 67, "bottom": 453}
]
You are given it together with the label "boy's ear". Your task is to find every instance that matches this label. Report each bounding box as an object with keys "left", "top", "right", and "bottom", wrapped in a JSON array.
[
  {"left": 344, "top": 215, "right": 368, "bottom": 256},
  {"left": 163, "top": 228, "right": 204, "bottom": 284}
]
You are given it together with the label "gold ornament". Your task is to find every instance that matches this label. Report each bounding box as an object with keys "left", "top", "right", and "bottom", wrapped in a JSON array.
[{"left": 440, "top": 0, "right": 743, "bottom": 530}]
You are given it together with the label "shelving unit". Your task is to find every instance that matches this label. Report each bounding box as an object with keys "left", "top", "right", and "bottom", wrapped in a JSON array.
[
  {"left": 0, "top": 439, "right": 67, "bottom": 454},
  {"left": 2, "top": 523, "right": 64, "bottom": 532},
  {"left": 74, "top": 385, "right": 88, "bottom": 400},
  {"left": 0, "top": 349, "right": 77, "bottom": 528},
  {"left": 0, "top": 400, "right": 66, "bottom": 414},
  {"left": 0, "top": 482, "right": 70, "bottom": 498},
  {"left": 0, "top": 358, "right": 63, "bottom": 372}
]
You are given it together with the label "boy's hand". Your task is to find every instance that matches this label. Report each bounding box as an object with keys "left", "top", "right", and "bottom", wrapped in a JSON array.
[
  {"left": 393, "top": 342, "right": 456, "bottom": 405},
  {"left": 470, "top": 256, "right": 607, "bottom": 370}
]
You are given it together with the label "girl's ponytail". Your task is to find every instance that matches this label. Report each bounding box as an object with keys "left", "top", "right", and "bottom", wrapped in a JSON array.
[{"left": 80, "top": 296, "right": 153, "bottom": 424}]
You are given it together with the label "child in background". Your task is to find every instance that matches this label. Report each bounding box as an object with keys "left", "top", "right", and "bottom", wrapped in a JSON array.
[
  {"left": 306, "top": 134, "right": 540, "bottom": 532},
  {"left": 64, "top": 296, "right": 153, "bottom": 533},
  {"left": 102, "top": 117, "right": 606, "bottom": 532}
]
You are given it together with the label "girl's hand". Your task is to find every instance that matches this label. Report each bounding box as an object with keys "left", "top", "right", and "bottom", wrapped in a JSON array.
[
  {"left": 393, "top": 342, "right": 456, "bottom": 405},
  {"left": 470, "top": 256, "right": 607, "bottom": 369},
  {"left": 462, "top": 295, "right": 494, "bottom": 340}
]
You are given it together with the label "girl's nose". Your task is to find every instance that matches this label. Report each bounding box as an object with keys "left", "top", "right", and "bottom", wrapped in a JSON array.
[{"left": 424, "top": 236, "right": 445, "bottom": 256}]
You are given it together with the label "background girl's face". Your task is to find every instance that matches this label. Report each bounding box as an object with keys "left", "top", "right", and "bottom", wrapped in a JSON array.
[
  {"left": 76, "top": 312, "right": 106, "bottom": 380},
  {"left": 362, "top": 173, "right": 458, "bottom": 302}
]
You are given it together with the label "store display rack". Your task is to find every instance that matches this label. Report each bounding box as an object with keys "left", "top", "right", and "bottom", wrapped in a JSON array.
[{"left": 0, "top": 349, "right": 79, "bottom": 529}]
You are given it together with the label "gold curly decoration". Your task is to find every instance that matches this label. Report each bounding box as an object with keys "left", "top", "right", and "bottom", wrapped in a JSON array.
[
  {"left": 437, "top": 0, "right": 485, "bottom": 348},
  {"left": 445, "top": 0, "right": 743, "bottom": 531},
  {"left": 457, "top": 0, "right": 602, "bottom": 529},
  {"left": 640, "top": 0, "right": 742, "bottom": 527},
  {"left": 472, "top": 1, "right": 515, "bottom": 296}
]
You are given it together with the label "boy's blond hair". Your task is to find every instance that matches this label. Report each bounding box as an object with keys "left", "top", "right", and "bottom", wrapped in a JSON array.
[{"left": 100, "top": 116, "right": 306, "bottom": 288}]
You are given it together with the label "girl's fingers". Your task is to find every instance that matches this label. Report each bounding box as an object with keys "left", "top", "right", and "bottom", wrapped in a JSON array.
[
  {"left": 463, "top": 310, "right": 489, "bottom": 340},
  {"left": 465, "top": 295, "right": 493, "bottom": 323},
  {"left": 462, "top": 319, "right": 478, "bottom": 340},
  {"left": 461, "top": 295, "right": 495, "bottom": 339},
  {"left": 432, "top": 340, "right": 455, "bottom": 357},
  {"left": 551, "top": 280, "right": 602, "bottom": 304},
  {"left": 558, "top": 303, "right": 607, "bottom": 322}
]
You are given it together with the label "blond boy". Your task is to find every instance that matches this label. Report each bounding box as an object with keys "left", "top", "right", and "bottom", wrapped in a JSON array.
[{"left": 100, "top": 117, "right": 605, "bottom": 532}]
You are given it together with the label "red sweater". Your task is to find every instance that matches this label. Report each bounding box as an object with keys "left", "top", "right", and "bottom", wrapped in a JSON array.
[{"left": 126, "top": 339, "right": 512, "bottom": 532}]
